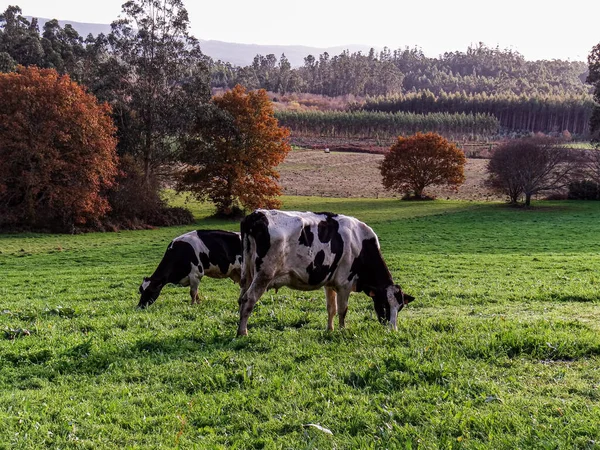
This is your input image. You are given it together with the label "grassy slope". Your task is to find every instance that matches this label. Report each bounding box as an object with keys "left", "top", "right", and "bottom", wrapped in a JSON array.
[{"left": 1, "top": 197, "right": 600, "bottom": 449}]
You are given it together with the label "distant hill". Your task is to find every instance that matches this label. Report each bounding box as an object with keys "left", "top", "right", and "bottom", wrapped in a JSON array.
[
  {"left": 27, "top": 17, "right": 112, "bottom": 38},
  {"left": 198, "top": 40, "right": 376, "bottom": 67},
  {"left": 27, "top": 17, "right": 375, "bottom": 67}
]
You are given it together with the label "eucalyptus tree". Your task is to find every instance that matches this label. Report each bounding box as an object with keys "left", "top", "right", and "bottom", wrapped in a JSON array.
[
  {"left": 588, "top": 42, "right": 600, "bottom": 142},
  {"left": 0, "top": 6, "right": 44, "bottom": 68},
  {"left": 107, "top": 0, "right": 211, "bottom": 183}
]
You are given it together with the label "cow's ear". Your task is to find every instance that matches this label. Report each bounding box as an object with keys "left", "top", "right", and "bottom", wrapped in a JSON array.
[{"left": 403, "top": 294, "right": 415, "bottom": 304}]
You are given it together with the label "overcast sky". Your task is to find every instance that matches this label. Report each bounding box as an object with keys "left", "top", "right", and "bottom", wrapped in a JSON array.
[{"left": 5, "top": 0, "right": 599, "bottom": 61}]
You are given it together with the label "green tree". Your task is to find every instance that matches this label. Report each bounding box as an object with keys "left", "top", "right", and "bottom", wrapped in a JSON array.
[
  {"left": 0, "top": 6, "right": 44, "bottom": 68},
  {"left": 277, "top": 53, "right": 292, "bottom": 95},
  {"left": 107, "top": 0, "right": 211, "bottom": 184},
  {"left": 587, "top": 42, "right": 600, "bottom": 142},
  {"left": 40, "top": 19, "right": 85, "bottom": 78}
]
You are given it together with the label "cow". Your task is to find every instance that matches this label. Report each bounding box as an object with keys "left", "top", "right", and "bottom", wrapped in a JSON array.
[
  {"left": 138, "top": 230, "right": 242, "bottom": 308},
  {"left": 236, "top": 210, "right": 414, "bottom": 336}
]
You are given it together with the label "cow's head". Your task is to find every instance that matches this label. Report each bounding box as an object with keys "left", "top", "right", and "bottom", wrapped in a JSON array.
[
  {"left": 370, "top": 285, "right": 414, "bottom": 330},
  {"left": 138, "top": 277, "right": 163, "bottom": 308}
]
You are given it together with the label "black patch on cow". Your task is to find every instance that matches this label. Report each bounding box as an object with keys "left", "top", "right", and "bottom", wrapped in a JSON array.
[
  {"left": 347, "top": 237, "right": 393, "bottom": 294},
  {"left": 298, "top": 224, "right": 314, "bottom": 247},
  {"left": 313, "top": 211, "right": 338, "bottom": 218},
  {"left": 158, "top": 240, "right": 199, "bottom": 284},
  {"left": 199, "top": 252, "right": 210, "bottom": 270},
  {"left": 302, "top": 214, "right": 345, "bottom": 285},
  {"left": 139, "top": 240, "right": 200, "bottom": 307},
  {"left": 241, "top": 211, "right": 271, "bottom": 272},
  {"left": 315, "top": 214, "right": 344, "bottom": 281},
  {"left": 196, "top": 230, "right": 242, "bottom": 274},
  {"left": 306, "top": 250, "right": 330, "bottom": 285},
  {"left": 373, "top": 296, "right": 389, "bottom": 324}
]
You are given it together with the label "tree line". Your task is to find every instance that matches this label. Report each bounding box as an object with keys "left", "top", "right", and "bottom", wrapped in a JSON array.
[
  {"left": 211, "top": 44, "right": 591, "bottom": 98},
  {"left": 353, "top": 91, "right": 595, "bottom": 136},
  {"left": 275, "top": 110, "right": 499, "bottom": 140},
  {"left": 1, "top": 5, "right": 596, "bottom": 137}
]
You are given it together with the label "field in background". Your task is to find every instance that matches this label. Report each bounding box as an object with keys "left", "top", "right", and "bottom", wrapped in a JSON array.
[
  {"left": 2, "top": 198, "right": 600, "bottom": 448},
  {"left": 279, "top": 147, "right": 503, "bottom": 200}
]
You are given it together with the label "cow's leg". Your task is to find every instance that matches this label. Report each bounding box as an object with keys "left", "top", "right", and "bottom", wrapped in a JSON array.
[
  {"left": 336, "top": 289, "right": 351, "bottom": 329},
  {"left": 325, "top": 287, "right": 337, "bottom": 331},
  {"left": 189, "top": 274, "right": 202, "bottom": 305},
  {"left": 237, "top": 275, "right": 270, "bottom": 336},
  {"left": 238, "top": 272, "right": 252, "bottom": 302}
]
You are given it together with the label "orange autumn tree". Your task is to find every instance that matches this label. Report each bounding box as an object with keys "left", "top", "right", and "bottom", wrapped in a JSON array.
[
  {"left": 178, "top": 85, "right": 291, "bottom": 216},
  {"left": 0, "top": 66, "right": 118, "bottom": 231},
  {"left": 380, "top": 132, "right": 466, "bottom": 199}
]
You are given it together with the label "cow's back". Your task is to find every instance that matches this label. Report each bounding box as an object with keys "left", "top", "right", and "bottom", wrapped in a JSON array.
[
  {"left": 241, "top": 210, "right": 378, "bottom": 291},
  {"left": 173, "top": 230, "right": 241, "bottom": 279}
]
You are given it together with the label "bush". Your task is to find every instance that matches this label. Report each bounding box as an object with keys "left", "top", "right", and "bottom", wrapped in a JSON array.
[
  {"left": 568, "top": 180, "right": 600, "bottom": 200},
  {"left": 106, "top": 156, "right": 194, "bottom": 229}
]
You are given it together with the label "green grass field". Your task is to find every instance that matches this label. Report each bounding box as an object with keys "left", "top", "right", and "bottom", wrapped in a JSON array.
[{"left": 2, "top": 197, "right": 600, "bottom": 449}]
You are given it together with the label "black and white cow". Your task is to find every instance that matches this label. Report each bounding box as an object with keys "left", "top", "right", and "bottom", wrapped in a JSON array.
[
  {"left": 236, "top": 210, "right": 414, "bottom": 335},
  {"left": 138, "top": 230, "right": 242, "bottom": 308}
]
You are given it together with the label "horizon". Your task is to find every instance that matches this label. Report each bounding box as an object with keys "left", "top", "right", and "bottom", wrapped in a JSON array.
[{"left": 5, "top": 0, "right": 599, "bottom": 62}]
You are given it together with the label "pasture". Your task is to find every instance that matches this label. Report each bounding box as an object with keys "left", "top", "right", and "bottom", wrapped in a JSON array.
[
  {"left": 2, "top": 197, "right": 600, "bottom": 448},
  {"left": 279, "top": 148, "right": 498, "bottom": 201}
]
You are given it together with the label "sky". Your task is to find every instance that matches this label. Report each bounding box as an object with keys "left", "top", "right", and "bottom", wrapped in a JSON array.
[{"left": 4, "top": 0, "right": 599, "bottom": 61}]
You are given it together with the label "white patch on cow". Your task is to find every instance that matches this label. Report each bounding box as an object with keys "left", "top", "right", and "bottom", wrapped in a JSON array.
[
  {"left": 141, "top": 279, "right": 151, "bottom": 292},
  {"left": 184, "top": 262, "right": 202, "bottom": 285}
]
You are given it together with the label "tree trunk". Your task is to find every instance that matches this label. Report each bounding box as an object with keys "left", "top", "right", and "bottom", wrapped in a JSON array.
[{"left": 525, "top": 192, "right": 532, "bottom": 207}]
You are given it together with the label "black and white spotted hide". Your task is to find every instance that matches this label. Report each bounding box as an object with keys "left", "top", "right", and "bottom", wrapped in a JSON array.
[
  {"left": 138, "top": 230, "right": 242, "bottom": 308},
  {"left": 236, "top": 210, "right": 414, "bottom": 335}
]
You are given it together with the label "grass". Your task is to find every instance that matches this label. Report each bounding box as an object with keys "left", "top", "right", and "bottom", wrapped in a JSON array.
[{"left": 2, "top": 197, "right": 600, "bottom": 448}]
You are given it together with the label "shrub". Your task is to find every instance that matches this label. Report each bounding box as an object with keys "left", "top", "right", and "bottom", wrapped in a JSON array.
[
  {"left": 568, "top": 180, "right": 600, "bottom": 200},
  {"left": 106, "top": 155, "right": 194, "bottom": 229}
]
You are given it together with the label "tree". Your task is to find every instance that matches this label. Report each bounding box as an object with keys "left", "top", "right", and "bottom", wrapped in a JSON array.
[
  {"left": 40, "top": 20, "right": 85, "bottom": 79},
  {"left": 0, "top": 6, "right": 44, "bottom": 68},
  {"left": 177, "top": 85, "right": 291, "bottom": 216},
  {"left": 380, "top": 132, "right": 466, "bottom": 199},
  {"left": 485, "top": 144, "right": 524, "bottom": 204},
  {"left": 107, "top": 0, "right": 211, "bottom": 184},
  {"left": 587, "top": 42, "right": 600, "bottom": 142},
  {"left": 0, "top": 66, "right": 118, "bottom": 231},
  {"left": 486, "top": 136, "right": 578, "bottom": 206}
]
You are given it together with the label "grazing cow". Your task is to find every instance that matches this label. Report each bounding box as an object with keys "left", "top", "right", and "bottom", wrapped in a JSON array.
[
  {"left": 237, "top": 210, "right": 414, "bottom": 335},
  {"left": 138, "top": 230, "right": 242, "bottom": 308}
]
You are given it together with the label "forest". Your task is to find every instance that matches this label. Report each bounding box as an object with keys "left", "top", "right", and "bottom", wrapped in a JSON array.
[
  {"left": 275, "top": 110, "right": 499, "bottom": 140},
  {"left": 0, "top": 6, "right": 595, "bottom": 137}
]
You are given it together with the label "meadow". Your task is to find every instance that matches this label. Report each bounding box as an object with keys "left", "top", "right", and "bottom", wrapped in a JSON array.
[{"left": 2, "top": 197, "right": 600, "bottom": 449}]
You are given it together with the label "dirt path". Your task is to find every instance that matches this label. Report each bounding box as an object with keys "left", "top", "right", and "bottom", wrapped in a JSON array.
[{"left": 278, "top": 148, "right": 503, "bottom": 200}]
